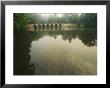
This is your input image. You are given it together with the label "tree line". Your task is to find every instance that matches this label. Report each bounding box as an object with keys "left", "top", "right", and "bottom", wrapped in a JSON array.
[{"left": 14, "top": 13, "right": 97, "bottom": 30}]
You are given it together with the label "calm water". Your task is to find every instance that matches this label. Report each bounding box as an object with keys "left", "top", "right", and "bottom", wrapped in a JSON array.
[{"left": 14, "top": 28, "right": 97, "bottom": 75}]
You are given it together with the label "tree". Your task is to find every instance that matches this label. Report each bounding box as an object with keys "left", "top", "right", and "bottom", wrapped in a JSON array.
[
  {"left": 80, "top": 13, "right": 97, "bottom": 27},
  {"left": 14, "top": 13, "right": 27, "bottom": 30}
]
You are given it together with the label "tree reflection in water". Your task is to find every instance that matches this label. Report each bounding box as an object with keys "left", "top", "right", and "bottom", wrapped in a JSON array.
[
  {"left": 14, "top": 28, "right": 97, "bottom": 75},
  {"left": 14, "top": 31, "right": 36, "bottom": 75},
  {"left": 29, "top": 28, "right": 97, "bottom": 47}
]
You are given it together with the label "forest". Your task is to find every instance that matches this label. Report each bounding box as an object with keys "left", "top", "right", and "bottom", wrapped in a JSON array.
[{"left": 14, "top": 13, "right": 97, "bottom": 30}]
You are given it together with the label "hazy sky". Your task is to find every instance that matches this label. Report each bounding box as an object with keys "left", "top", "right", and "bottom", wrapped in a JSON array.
[{"left": 40, "top": 13, "right": 81, "bottom": 17}]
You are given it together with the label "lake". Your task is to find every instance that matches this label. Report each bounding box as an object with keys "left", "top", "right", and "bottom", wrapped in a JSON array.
[{"left": 14, "top": 28, "right": 97, "bottom": 75}]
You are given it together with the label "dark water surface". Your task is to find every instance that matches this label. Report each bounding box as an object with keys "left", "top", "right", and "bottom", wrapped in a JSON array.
[{"left": 14, "top": 28, "right": 97, "bottom": 75}]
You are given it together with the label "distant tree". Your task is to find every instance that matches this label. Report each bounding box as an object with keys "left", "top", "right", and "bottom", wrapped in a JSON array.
[
  {"left": 14, "top": 13, "right": 97, "bottom": 31},
  {"left": 80, "top": 13, "right": 97, "bottom": 27}
]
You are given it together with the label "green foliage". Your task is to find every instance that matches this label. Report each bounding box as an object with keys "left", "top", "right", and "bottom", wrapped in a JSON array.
[
  {"left": 14, "top": 13, "right": 42, "bottom": 30},
  {"left": 48, "top": 15, "right": 56, "bottom": 23},
  {"left": 80, "top": 13, "right": 97, "bottom": 27},
  {"left": 26, "top": 13, "right": 42, "bottom": 23},
  {"left": 14, "top": 13, "right": 27, "bottom": 30},
  {"left": 14, "top": 13, "right": 97, "bottom": 31}
]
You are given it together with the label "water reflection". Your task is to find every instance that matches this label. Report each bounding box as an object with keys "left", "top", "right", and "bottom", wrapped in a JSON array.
[
  {"left": 14, "top": 31, "right": 36, "bottom": 75},
  {"left": 14, "top": 28, "right": 97, "bottom": 75},
  {"left": 28, "top": 28, "right": 97, "bottom": 47}
]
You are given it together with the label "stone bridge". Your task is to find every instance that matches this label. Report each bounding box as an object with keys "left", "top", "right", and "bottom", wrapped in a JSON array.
[{"left": 33, "top": 24, "right": 62, "bottom": 30}]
